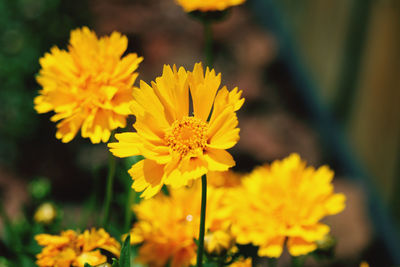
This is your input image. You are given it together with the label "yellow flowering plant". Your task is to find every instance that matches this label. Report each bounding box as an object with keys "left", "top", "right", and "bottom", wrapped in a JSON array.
[
  {"left": 35, "top": 228, "right": 120, "bottom": 267},
  {"left": 34, "top": 27, "right": 143, "bottom": 143},
  {"left": 2, "top": 1, "right": 357, "bottom": 266},
  {"left": 175, "top": 0, "right": 246, "bottom": 12},
  {"left": 229, "top": 154, "right": 346, "bottom": 258},
  {"left": 109, "top": 62, "right": 244, "bottom": 199},
  {"left": 128, "top": 181, "right": 236, "bottom": 267}
]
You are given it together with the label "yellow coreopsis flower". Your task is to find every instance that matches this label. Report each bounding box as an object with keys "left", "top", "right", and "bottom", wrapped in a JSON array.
[
  {"left": 176, "top": 0, "right": 246, "bottom": 12},
  {"left": 109, "top": 63, "right": 244, "bottom": 199},
  {"left": 230, "top": 154, "right": 346, "bottom": 258},
  {"left": 34, "top": 27, "right": 143, "bottom": 143},
  {"left": 129, "top": 181, "right": 233, "bottom": 267},
  {"left": 229, "top": 258, "right": 252, "bottom": 267},
  {"left": 35, "top": 228, "right": 120, "bottom": 267}
]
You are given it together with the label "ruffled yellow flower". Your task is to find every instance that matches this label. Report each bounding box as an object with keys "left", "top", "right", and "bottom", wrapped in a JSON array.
[
  {"left": 176, "top": 0, "right": 246, "bottom": 12},
  {"left": 34, "top": 27, "right": 143, "bottom": 143},
  {"left": 109, "top": 63, "right": 244, "bottom": 199},
  {"left": 229, "top": 258, "right": 252, "bottom": 267},
  {"left": 129, "top": 181, "right": 233, "bottom": 267},
  {"left": 230, "top": 154, "right": 346, "bottom": 258},
  {"left": 35, "top": 228, "right": 120, "bottom": 267}
]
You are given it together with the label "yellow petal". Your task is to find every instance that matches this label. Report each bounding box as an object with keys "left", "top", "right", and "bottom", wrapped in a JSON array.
[
  {"left": 189, "top": 63, "right": 221, "bottom": 121},
  {"left": 287, "top": 237, "right": 317, "bottom": 256},
  {"left": 129, "top": 159, "right": 165, "bottom": 199},
  {"left": 108, "top": 133, "right": 142, "bottom": 157},
  {"left": 257, "top": 236, "right": 285, "bottom": 258},
  {"left": 152, "top": 65, "right": 189, "bottom": 123},
  {"left": 204, "top": 148, "right": 235, "bottom": 171}
]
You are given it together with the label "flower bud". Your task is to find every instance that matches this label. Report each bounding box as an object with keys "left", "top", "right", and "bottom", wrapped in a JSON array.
[{"left": 34, "top": 202, "right": 56, "bottom": 224}]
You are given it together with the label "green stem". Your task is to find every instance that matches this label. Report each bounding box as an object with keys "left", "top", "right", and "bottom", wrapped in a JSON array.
[
  {"left": 196, "top": 174, "right": 207, "bottom": 267},
  {"left": 102, "top": 139, "right": 117, "bottom": 227},
  {"left": 124, "top": 182, "right": 135, "bottom": 232},
  {"left": 203, "top": 20, "right": 213, "bottom": 68}
]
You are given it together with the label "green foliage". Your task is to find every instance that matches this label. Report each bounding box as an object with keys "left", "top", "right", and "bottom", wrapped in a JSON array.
[
  {"left": 0, "top": 0, "right": 89, "bottom": 167},
  {"left": 119, "top": 235, "right": 131, "bottom": 267},
  {"left": 28, "top": 177, "right": 51, "bottom": 200}
]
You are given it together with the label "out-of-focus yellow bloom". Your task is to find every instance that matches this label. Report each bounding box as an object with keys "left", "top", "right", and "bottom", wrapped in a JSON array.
[
  {"left": 34, "top": 27, "right": 143, "bottom": 143},
  {"left": 230, "top": 154, "right": 346, "bottom": 258},
  {"left": 360, "top": 261, "right": 370, "bottom": 267},
  {"left": 175, "top": 0, "right": 246, "bottom": 12},
  {"left": 207, "top": 170, "right": 242, "bottom": 188},
  {"left": 129, "top": 181, "right": 233, "bottom": 267},
  {"left": 34, "top": 203, "right": 57, "bottom": 224},
  {"left": 229, "top": 258, "right": 252, "bottom": 267},
  {"left": 35, "top": 228, "right": 120, "bottom": 267},
  {"left": 109, "top": 63, "right": 244, "bottom": 199},
  {"left": 204, "top": 229, "right": 234, "bottom": 255}
]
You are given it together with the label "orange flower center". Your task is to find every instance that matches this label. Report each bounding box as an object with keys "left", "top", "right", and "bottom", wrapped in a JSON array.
[{"left": 165, "top": 116, "right": 208, "bottom": 157}]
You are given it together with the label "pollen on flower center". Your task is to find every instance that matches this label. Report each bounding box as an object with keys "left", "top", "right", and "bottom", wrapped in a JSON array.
[{"left": 165, "top": 116, "right": 208, "bottom": 156}]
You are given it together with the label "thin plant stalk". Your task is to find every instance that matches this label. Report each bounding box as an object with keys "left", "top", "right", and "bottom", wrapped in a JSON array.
[
  {"left": 203, "top": 19, "right": 213, "bottom": 68},
  {"left": 102, "top": 133, "right": 117, "bottom": 227},
  {"left": 124, "top": 181, "right": 135, "bottom": 232},
  {"left": 196, "top": 174, "right": 207, "bottom": 267}
]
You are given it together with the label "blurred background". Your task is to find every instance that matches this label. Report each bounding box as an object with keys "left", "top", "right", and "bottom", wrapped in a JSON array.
[{"left": 0, "top": 0, "right": 399, "bottom": 266}]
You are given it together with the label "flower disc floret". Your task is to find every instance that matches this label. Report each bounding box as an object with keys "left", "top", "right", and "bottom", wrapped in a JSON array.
[
  {"left": 165, "top": 116, "right": 209, "bottom": 157},
  {"left": 108, "top": 62, "right": 244, "bottom": 199}
]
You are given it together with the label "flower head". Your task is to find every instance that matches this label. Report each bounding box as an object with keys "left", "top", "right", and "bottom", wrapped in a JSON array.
[
  {"left": 35, "top": 228, "right": 120, "bottom": 267},
  {"left": 176, "top": 0, "right": 246, "bottom": 12},
  {"left": 34, "top": 202, "right": 57, "bottom": 224},
  {"left": 230, "top": 154, "right": 346, "bottom": 257},
  {"left": 229, "top": 258, "right": 252, "bottom": 267},
  {"left": 34, "top": 27, "right": 143, "bottom": 143},
  {"left": 109, "top": 63, "right": 244, "bottom": 199},
  {"left": 129, "top": 181, "right": 233, "bottom": 267}
]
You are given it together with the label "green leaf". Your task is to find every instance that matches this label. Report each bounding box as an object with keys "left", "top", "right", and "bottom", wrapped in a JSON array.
[
  {"left": 111, "top": 258, "right": 120, "bottom": 267},
  {"left": 84, "top": 264, "right": 93, "bottom": 267},
  {"left": 119, "top": 235, "right": 131, "bottom": 267}
]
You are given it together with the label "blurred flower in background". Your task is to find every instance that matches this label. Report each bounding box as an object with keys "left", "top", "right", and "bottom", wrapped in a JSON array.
[
  {"left": 129, "top": 181, "right": 233, "bottom": 267},
  {"left": 230, "top": 153, "right": 346, "bottom": 257},
  {"left": 34, "top": 27, "right": 143, "bottom": 143},
  {"left": 35, "top": 228, "right": 120, "bottom": 267},
  {"left": 33, "top": 202, "right": 56, "bottom": 225},
  {"left": 175, "top": 0, "right": 246, "bottom": 12}
]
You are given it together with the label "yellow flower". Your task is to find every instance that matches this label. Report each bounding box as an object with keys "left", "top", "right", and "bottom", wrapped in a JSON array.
[
  {"left": 207, "top": 170, "right": 242, "bottom": 188},
  {"left": 229, "top": 258, "right": 252, "bottom": 267},
  {"left": 34, "top": 27, "right": 143, "bottom": 143},
  {"left": 129, "top": 181, "right": 233, "bottom": 267},
  {"left": 230, "top": 154, "right": 346, "bottom": 258},
  {"left": 34, "top": 202, "right": 57, "bottom": 224},
  {"left": 109, "top": 63, "right": 244, "bottom": 199},
  {"left": 35, "top": 228, "right": 120, "bottom": 267},
  {"left": 204, "top": 229, "right": 234, "bottom": 255},
  {"left": 176, "top": 0, "right": 246, "bottom": 12}
]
